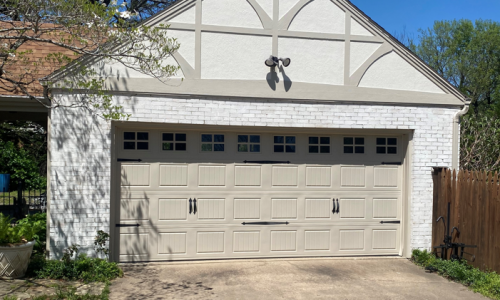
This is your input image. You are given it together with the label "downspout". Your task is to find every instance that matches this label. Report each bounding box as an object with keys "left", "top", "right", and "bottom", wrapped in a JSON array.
[
  {"left": 452, "top": 99, "right": 471, "bottom": 170},
  {"left": 42, "top": 84, "right": 52, "bottom": 259}
]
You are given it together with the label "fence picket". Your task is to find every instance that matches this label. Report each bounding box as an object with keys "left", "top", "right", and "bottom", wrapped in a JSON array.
[{"left": 433, "top": 168, "right": 500, "bottom": 272}]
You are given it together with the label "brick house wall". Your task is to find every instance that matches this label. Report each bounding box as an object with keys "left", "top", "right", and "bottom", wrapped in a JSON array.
[{"left": 48, "top": 94, "right": 459, "bottom": 258}]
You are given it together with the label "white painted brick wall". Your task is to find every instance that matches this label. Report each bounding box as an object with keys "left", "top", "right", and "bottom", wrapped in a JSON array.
[{"left": 49, "top": 94, "right": 459, "bottom": 258}]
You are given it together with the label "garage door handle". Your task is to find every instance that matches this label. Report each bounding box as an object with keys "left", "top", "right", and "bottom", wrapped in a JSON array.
[
  {"left": 189, "top": 198, "right": 193, "bottom": 214},
  {"left": 193, "top": 198, "right": 197, "bottom": 215},
  {"left": 380, "top": 221, "right": 401, "bottom": 224},
  {"left": 332, "top": 199, "right": 336, "bottom": 214},
  {"left": 336, "top": 199, "right": 340, "bottom": 214}
]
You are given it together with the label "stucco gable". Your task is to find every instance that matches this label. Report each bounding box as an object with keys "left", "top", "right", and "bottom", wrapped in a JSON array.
[{"left": 47, "top": 0, "right": 466, "bottom": 106}]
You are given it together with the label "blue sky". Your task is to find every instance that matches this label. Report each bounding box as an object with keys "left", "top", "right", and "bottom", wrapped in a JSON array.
[{"left": 351, "top": 0, "right": 500, "bottom": 38}]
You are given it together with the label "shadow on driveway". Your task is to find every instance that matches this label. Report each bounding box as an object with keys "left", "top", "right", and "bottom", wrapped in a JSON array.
[{"left": 109, "top": 258, "right": 486, "bottom": 300}]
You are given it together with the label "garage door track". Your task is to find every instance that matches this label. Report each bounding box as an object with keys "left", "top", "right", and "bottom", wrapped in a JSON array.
[{"left": 110, "top": 257, "right": 485, "bottom": 300}]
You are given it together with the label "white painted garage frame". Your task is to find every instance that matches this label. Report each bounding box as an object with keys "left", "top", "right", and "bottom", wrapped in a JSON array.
[{"left": 109, "top": 123, "right": 413, "bottom": 262}]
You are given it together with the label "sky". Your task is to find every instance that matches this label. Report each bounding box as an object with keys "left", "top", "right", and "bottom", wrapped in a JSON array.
[{"left": 351, "top": 0, "right": 500, "bottom": 38}]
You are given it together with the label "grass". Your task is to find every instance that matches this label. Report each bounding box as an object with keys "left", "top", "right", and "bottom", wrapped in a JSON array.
[{"left": 412, "top": 249, "right": 500, "bottom": 300}]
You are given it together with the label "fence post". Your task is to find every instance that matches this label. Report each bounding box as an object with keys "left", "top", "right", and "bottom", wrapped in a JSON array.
[{"left": 17, "top": 180, "right": 24, "bottom": 218}]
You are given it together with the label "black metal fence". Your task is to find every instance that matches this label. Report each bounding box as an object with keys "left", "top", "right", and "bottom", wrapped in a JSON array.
[{"left": 0, "top": 180, "right": 46, "bottom": 219}]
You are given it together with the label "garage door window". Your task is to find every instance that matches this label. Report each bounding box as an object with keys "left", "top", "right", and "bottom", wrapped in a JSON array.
[
  {"left": 274, "top": 136, "right": 296, "bottom": 153},
  {"left": 124, "top": 132, "right": 149, "bottom": 150},
  {"left": 201, "top": 134, "right": 225, "bottom": 152},
  {"left": 309, "top": 137, "right": 330, "bottom": 153},
  {"left": 376, "top": 138, "right": 398, "bottom": 154},
  {"left": 162, "top": 133, "right": 187, "bottom": 151},
  {"left": 344, "top": 137, "right": 364, "bottom": 154},
  {"left": 238, "top": 135, "right": 260, "bottom": 152}
]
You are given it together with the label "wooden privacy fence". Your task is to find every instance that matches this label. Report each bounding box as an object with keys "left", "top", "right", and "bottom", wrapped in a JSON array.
[{"left": 432, "top": 168, "right": 500, "bottom": 273}]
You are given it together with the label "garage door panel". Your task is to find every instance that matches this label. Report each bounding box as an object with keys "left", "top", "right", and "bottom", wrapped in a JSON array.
[
  {"left": 233, "top": 231, "right": 260, "bottom": 252},
  {"left": 235, "top": 166, "right": 262, "bottom": 186},
  {"left": 271, "top": 230, "right": 297, "bottom": 251},
  {"left": 339, "top": 199, "right": 365, "bottom": 219},
  {"left": 339, "top": 230, "right": 365, "bottom": 250},
  {"left": 272, "top": 166, "right": 298, "bottom": 186},
  {"left": 158, "top": 232, "right": 187, "bottom": 254},
  {"left": 121, "top": 164, "right": 151, "bottom": 187},
  {"left": 306, "top": 166, "right": 332, "bottom": 187},
  {"left": 197, "top": 231, "right": 225, "bottom": 253},
  {"left": 117, "top": 130, "right": 405, "bottom": 262},
  {"left": 373, "top": 199, "right": 399, "bottom": 219},
  {"left": 340, "top": 166, "right": 366, "bottom": 187},
  {"left": 271, "top": 199, "right": 297, "bottom": 219},
  {"left": 305, "top": 199, "right": 331, "bottom": 219},
  {"left": 373, "top": 166, "right": 400, "bottom": 188},
  {"left": 159, "top": 199, "right": 188, "bottom": 220},
  {"left": 199, "top": 165, "right": 226, "bottom": 186},
  {"left": 120, "top": 199, "right": 149, "bottom": 220},
  {"left": 159, "top": 164, "right": 188, "bottom": 186},
  {"left": 372, "top": 229, "right": 398, "bottom": 250},
  {"left": 234, "top": 199, "right": 261, "bottom": 219},
  {"left": 305, "top": 230, "right": 330, "bottom": 251},
  {"left": 197, "top": 198, "right": 225, "bottom": 219}
]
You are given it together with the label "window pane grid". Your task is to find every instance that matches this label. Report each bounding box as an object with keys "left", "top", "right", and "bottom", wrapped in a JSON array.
[
  {"left": 344, "top": 137, "right": 364, "bottom": 154},
  {"left": 201, "top": 134, "right": 225, "bottom": 152},
  {"left": 376, "top": 137, "right": 398, "bottom": 154},
  {"left": 162, "top": 133, "right": 187, "bottom": 151},
  {"left": 309, "top": 136, "right": 330, "bottom": 153},
  {"left": 274, "top": 136, "right": 296, "bottom": 153},
  {"left": 238, "top": 135, "right": 261, "bottom": 152},
  {"left": 124, "top": 132, "right": 149, "bottom": 150}
]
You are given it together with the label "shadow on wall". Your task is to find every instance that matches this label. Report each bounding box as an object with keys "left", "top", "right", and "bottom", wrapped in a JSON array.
[
  {"left": 50, "top": 100, "right": 113, "bottom": 259},
  {"left": 266, "top": 66, "right": 292, "bottom": 92}
]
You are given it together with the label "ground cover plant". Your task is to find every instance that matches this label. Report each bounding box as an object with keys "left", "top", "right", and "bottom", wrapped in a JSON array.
[
  {"left": 412, "top": 249, "right": 500, "bottom": 299},
  {"left": 26, "top": 231, "right": 122, "bottom": 283}
]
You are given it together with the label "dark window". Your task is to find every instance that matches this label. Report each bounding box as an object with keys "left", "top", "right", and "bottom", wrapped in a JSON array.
[
  {"left": 376, "top": 137, "right": 398, "bottom": 154},
  {"left": 162, "top": 133, "right": 187, "bottom": 152},
  {"left": 202, "top": 134, "right": 225, "bottom": 152},
  {"left": 274, "top": 145, "right": 284, "bottom": 152},
  {"left": 344, "top": 137, "right": 364, "bottom": 154},
  {"left": 137, "top": 132, "right": 149, "bottom": 140},
  {"left": 309, "top": 136, "right": 330, "bottom": 154},
  {"left": 124, "top": 131, "right": 149, "bottom": 150},
  {"left": 238, "top": 135, "right": 261, "bottom": 152},
  {"left": 137, "top": 142, "right": 149, "bottom": 150},
  {"left": 124, "top": 132, "right": 135, "bottom": 140},
  {"left": 274, "top": 136, "right": 296, "bottom": 153},
  {"left": 124, "top": 142, "right": 135, "bottom": 150}
]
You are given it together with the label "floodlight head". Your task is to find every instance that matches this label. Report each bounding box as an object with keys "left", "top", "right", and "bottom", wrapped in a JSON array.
[
  {"left": 265, "top": 55, "right": 279, "bottom": 67},
  {"left": 280, "top": 57, "right": 291, "bottom": 67}
]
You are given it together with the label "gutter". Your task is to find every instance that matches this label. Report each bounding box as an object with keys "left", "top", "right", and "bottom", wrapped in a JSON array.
[
  {"left": 452, "top": 99, "right": 471, "bottom": 170},
  {"left": 42, "top": 84, "right": 52, "bottom": 259}
]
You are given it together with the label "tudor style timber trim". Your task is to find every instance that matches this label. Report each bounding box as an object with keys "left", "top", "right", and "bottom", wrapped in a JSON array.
[{"left": 43, "top": 0, "right": 467, "bottom": 106}]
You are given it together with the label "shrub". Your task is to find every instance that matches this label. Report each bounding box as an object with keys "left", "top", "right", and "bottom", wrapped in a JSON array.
[
  {"left": 26, "top": 232, "right": 122, "bottom": 283},
  {"left": 0, "top": 213, "right": 45, "bottom": 247},
  {"left": 412, "top": 249, "right": 500, "bottom": 300},
  {"left": 26, "top": 254, "right": 123, "bottom": 283}
]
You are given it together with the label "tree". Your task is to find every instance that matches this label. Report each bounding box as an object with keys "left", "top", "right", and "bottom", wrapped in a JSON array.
[
  {"left": 0, "top": 0, "right": 181, "bottom": 120},
  {"left": 409, "top": 20, "right": 500, "bottom": 115}
]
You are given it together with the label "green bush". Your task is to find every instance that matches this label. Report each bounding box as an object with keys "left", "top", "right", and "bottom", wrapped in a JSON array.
[
  {"left": 26, "top": 254, "right": 123, "bottom": 283},
  {"left": 0, "top": 140, "right": 46, "bottom": 190},
  {"left": 0, "top": 213, "right": 45, "bottom": 247},
  {"left": 412, "top": 249, "right": 500, "bottom": 299}
]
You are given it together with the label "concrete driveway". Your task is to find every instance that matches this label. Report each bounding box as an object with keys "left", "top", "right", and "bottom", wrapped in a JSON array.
[{"left": 110, "top": 257, "right": 486, "bottom": 300}]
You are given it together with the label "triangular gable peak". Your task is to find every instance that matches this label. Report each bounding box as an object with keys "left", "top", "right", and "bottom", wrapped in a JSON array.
[{"left": 52, "top": 0, "right": 466, "bottom": 106}]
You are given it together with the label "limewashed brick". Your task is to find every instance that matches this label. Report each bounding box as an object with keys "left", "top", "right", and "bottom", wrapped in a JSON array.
[{"left": 49, "top": 94, "right": 460, "bottom": 258}]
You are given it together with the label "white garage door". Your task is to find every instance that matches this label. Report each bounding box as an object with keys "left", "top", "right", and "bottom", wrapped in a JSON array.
[{"left": 115, "top": 128, "right": 405, "bottom": 262}]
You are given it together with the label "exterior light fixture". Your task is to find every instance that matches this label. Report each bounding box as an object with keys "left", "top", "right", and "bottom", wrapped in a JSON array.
[{"left": 265, "top": 55, "right": 291, "bottom": 67}]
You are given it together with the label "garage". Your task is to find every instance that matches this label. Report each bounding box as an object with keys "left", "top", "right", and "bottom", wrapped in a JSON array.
[{"left": 114, "top": 126, "right": 408, "bottom": 262}]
